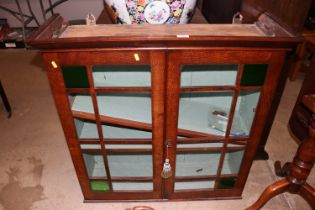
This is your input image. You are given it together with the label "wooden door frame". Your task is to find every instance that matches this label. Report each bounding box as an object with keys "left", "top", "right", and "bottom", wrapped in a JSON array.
[
  {"left": 164, "top": 48, "right": 287, "bottom": 200},
  {"left": 42, "top": 49, "right": 166, "bottom": 201}
]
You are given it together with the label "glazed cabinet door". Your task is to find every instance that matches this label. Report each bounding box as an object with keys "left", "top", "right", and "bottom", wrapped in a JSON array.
[
  {"left": 43, "top": 50, "right": 165, "bottom": 200},
  {"left": 164, "top": 49, "right": 286, "bottom": 199}
]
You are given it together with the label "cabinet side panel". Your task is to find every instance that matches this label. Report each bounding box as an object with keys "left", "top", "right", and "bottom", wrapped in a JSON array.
[{"left": 236, "top": 51, "right": 287, "bottom": 190}]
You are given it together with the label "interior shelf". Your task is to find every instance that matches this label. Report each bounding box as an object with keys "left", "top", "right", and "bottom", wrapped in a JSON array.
[
  {"left": 71, "top": 94, "right": 152, "bottom": 124},
  {"left": 74, "top": 118, "right": 152, "bottom": 139},
  {"left": 71, "top": 90, "right": 259, "bottom": 138}
]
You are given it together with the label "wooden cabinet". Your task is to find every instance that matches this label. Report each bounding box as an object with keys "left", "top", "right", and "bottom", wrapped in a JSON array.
[{"left": 28, "top": 14, "right": 301, "bottom": 201}]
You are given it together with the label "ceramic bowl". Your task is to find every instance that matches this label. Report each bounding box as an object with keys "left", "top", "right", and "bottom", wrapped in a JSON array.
[{"left": 104, "top": 0, "right": 197, "bottom": 24}]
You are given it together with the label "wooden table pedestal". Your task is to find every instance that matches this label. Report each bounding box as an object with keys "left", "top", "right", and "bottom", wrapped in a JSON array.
[{"left": 246, "top": 94, "right": 315, "bottom": 209}]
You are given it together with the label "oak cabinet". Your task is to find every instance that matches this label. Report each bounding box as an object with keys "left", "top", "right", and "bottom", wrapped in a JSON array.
[{"left": 28, "top": 14, "right": 300, "bottom": 201}]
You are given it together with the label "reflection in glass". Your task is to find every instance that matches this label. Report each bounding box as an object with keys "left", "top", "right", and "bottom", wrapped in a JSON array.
[
  {"left": 178, "top": 91, "right": 233, "bottom": 136},
  {"left": 221, "top": 150, "right": 244, "bottom": 175},
  {"left": 83, "top": 153, "right": 106, "bottom": 177},
  {"left": 231, "top": 90, "right": 261, "bottom": 136},
  {"left": 74, "top": 119, "right": 98, "bottom": 139},
  {"left": 181, "top": 64, "right": 238, "bottom": 87},
  {"left": 92, "top": 65, "right": 151, "bottom": 87}
]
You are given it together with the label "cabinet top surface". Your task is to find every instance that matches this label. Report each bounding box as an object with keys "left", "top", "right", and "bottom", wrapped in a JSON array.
[
  {"left": 27, "top": 14, "right": 302, "bottom": 50},
  {"left": 59, "top": 24, "right": 267, "bottom": 39}
]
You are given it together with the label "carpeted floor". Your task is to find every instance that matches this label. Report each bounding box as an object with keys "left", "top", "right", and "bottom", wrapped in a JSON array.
[{"left": 0, "top": 49, "right": 314, "bottom": 210}]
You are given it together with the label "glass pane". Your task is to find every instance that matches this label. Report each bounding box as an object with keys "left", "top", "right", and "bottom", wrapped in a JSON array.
[
  {"left": 102, "top": 124, "right": 152, "bottom": 139},
  {"left": 177, "top": 143, "right": 224, "bottom": 148},
  {"left": 74, "top": 119, "right": 98, "bottom": 139},
  {"left": 90, "top": 180, "right": 110, "bottom": 192},
  {"left": 61, "top": 66, "right": 89, "bottom": 88},
  {"left": 181, "top": 64, "right": 238, "bottom": 87},
  {"left": 221, "top": 150, "right": 244, "bottom": 175},
  {"left": 83, "top": 153, "right": 106, "bottom": 177},
  {"left": 175, "top": 151, "right": 221, "bottom": 177},
  {"left": 241, "top": 64, "right": 268, "bottom": 86},
  {"left": 69, "top": 93, "right": 94, "bottom": 114},
  {"left": 92, "top": 65, "right": 151, "bottom": 87},
  {"left": 175, "top": 181, "right": 214, "bottom": 190},
  {"left": 178, "top": 143, "right": 242, "bottom": 150},
  {"left": 80, "top": 144, "right": 101, "bottom": 149},
  {"left": 108, "top": 152, "right": 152, "bottom": 177},
  {"left": 112, "top": 182, "right": 153, "bottom": 191},
  {"left": 106, "top": 144, "right": 152, "bottom": 149},
  {"left": 218, "top": 178, "right": 237, "bottom": 189},
  {"left": 231, "top": 90, "right": 261, "bottom": 136},
  {"left": 97, "top": 93, "right": 152, "bottom": 124},
  {"left": 179, "top": 91, "right": 233, "bottom": 136}
]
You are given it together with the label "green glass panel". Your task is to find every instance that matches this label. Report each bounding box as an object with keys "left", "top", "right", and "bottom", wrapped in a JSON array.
[
  {"left": 218, "top": 178, "right": 237, "bottom": 189},
  {"left": 90, "top": 180, "right": 109, "bottom": 192},
  {"left": 241, "top": 64, "right": 268, "bottom": 86},
  {"left": 61, "top": 66, "right": 89, "bottom": 88}
]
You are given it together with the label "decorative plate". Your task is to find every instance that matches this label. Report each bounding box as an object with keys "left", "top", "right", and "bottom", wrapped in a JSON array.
[{"left": 144, "top": 1, "right": 170, "bottom": 24}]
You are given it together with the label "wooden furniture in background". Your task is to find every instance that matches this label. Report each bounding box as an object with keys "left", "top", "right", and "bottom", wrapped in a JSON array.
[
  {"left": 239, "top": 0, "right": 312, "bottom": 160},
  {"left": 290, "top": 53, "right": 315, "bottom": 142},
  {"left": 241, "top": 0, "right": 311, "bottom": 32},
  {"left": 289, "top": 29, "right": 315, "bottom": 81},
  {"left": 246, "top": 94, "right": 315, "bottom": 209},
  {"left": 27, "top": 13, "right": 300, "bottom": 201}
]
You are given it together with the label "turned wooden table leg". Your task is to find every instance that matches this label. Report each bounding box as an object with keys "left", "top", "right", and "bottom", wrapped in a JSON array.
[
  {"left": 245, "top": 179, "right": 290, "bottom": 210},
  {"left": 246, "top": 94, "right": 315, "bottom": 210},
  {"left": 298, "top": 184, "right": 315, "bottom": 209}
]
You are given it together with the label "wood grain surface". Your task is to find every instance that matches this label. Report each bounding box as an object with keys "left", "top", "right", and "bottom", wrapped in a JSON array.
[{"left": 60, "top": 24, "right": 266, "bottom": 38}]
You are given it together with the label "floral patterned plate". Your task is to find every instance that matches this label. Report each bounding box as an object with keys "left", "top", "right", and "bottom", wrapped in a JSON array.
[
  {"left": 105, "top": 0, "right": 197, "bottom": 24},
  {"left": 144, "top": 1, "right": 170, "bottom": 24}
]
